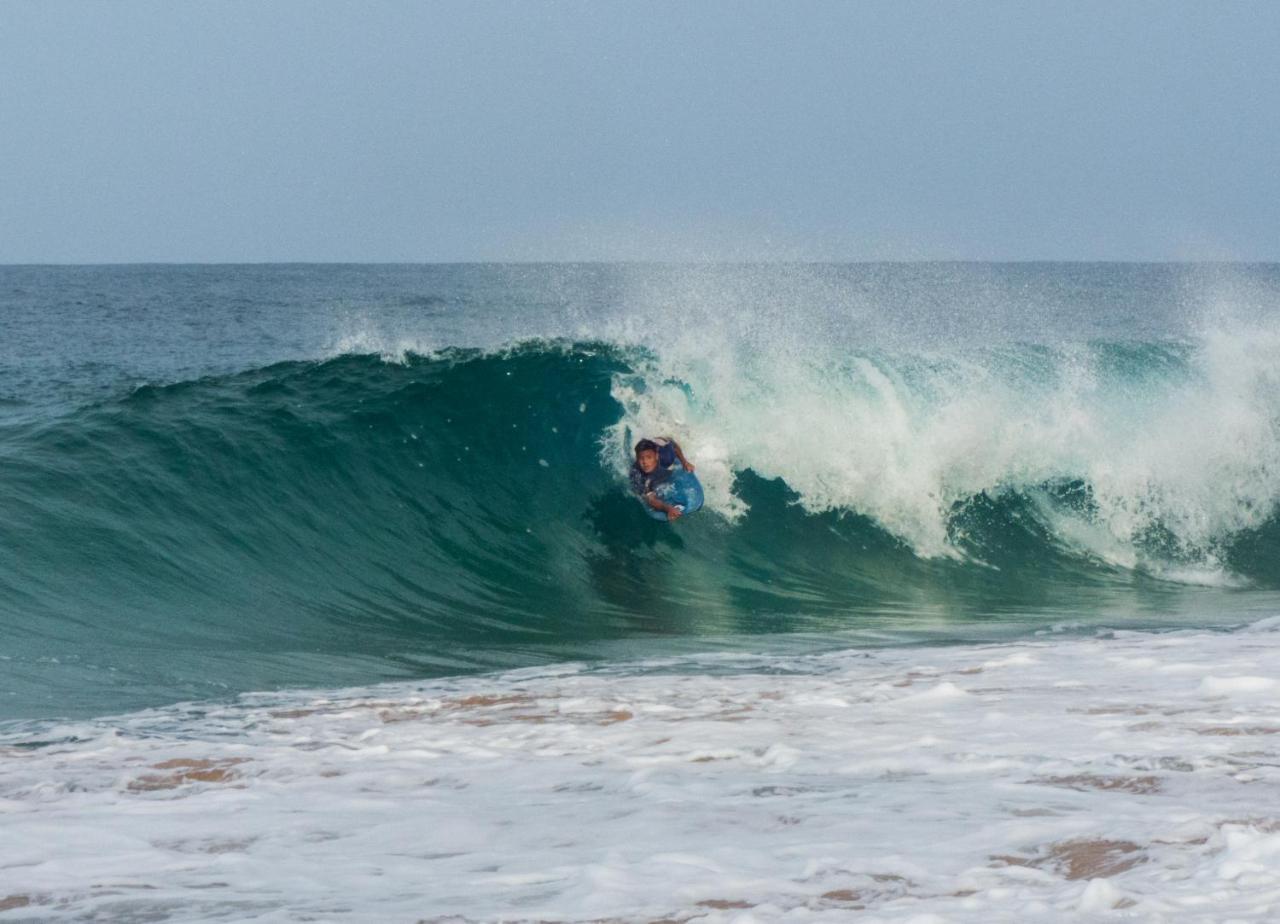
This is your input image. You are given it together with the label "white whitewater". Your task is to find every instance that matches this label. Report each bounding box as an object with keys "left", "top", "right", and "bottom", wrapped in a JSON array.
[
  {"left": 4, "top": 619, "right": 1279, "bottom": 921},
  {"left": 606, "top": 319, "right": 1280, "bottom": 580}
]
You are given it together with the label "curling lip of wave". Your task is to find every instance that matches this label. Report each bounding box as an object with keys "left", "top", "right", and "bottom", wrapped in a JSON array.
[{"left": 607, "top": 325, "right": 1280, "bottom": 581}]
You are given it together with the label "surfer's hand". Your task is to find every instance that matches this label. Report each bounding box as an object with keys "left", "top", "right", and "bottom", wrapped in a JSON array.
[
  {"left": 667, "top": 506, "right": 683, "bottom": 521},
  {"left": 682, "top": 461, "right": 695, "bottom": 473}
]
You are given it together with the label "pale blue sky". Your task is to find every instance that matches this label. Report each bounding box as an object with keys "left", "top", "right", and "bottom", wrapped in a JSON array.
[{"left": 2, "top": 0, "right": 1277, "bottom": 262}]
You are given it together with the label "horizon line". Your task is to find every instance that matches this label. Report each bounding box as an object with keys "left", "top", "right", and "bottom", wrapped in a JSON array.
[{"left": 4, "top": 258, "right": 1280, "bottom": 268}]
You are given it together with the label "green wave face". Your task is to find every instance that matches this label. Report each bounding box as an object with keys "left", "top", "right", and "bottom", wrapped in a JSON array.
[{"left": 4, "top": 342, "right": 1280, "bottom": 721}]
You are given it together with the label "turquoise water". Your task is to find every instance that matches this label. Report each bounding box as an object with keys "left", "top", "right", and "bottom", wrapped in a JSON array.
[{"left": 4, "top": 263, "right": 1280, "bottom": 721}]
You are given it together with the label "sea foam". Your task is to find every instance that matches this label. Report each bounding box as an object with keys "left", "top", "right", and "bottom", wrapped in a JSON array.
[
  {"left": 606, "top": 317, "right": 1280, "bottom": 579},
  {"left": 3, "top": 619, "right": 1279, "bottom": 921}
]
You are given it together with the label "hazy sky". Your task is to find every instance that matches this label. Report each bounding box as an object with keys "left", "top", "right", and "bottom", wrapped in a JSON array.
[{"left": 2, "top": 1, "right": 1278, "bottom": 262}]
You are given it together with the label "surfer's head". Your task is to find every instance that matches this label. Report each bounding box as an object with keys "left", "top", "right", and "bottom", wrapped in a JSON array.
[{"left": 634, "top": 439, "right": 659, "bottom": 473}]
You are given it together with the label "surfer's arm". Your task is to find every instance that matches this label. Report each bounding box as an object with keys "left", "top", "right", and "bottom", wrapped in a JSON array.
[
  {"left": 643, "top": 491, "right": 683, "bottom": 520},
  {"left": 667, "top": 439, "right": 695, "bottom": 473}
]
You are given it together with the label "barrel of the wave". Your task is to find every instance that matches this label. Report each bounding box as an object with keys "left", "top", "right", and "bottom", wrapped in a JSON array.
[{"left": 644, "top": 463, "right": 705, "bottom": 522}]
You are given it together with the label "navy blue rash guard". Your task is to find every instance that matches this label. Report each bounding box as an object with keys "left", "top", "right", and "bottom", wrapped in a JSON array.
[
  {"left": 629, "top": 461, "right": 673, "bottom": 497},
  {"left": 629, "top": 440, "right": 679, "bottom": 497}
]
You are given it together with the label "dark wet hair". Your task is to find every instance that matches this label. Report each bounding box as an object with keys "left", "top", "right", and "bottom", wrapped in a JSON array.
[{"left": 634, "top": 439, "right": 658, "bottom": 457}]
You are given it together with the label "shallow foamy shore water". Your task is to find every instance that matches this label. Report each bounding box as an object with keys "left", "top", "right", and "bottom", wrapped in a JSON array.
[{"left": 3, "top": 621, "right": 1280, "bottom": 923}]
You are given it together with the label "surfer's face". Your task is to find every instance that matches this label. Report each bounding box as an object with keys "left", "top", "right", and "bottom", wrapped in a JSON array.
[{"left": 637, "top": 449, "right": 659, "bottom": 473}]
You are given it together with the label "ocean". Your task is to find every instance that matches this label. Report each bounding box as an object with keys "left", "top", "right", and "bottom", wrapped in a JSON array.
[{"left": 3, "top": 263, "right": 1280, "bottom": 920}]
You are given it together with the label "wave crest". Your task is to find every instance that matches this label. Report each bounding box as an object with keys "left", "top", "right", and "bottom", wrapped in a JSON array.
[{"left": 609, "top": 323, "right": 1280, "bottom": 579}]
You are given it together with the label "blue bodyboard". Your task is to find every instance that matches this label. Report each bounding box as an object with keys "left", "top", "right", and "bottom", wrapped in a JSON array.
[{"left": 644, "top": 465, "right": 705, "bottom": 521}]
